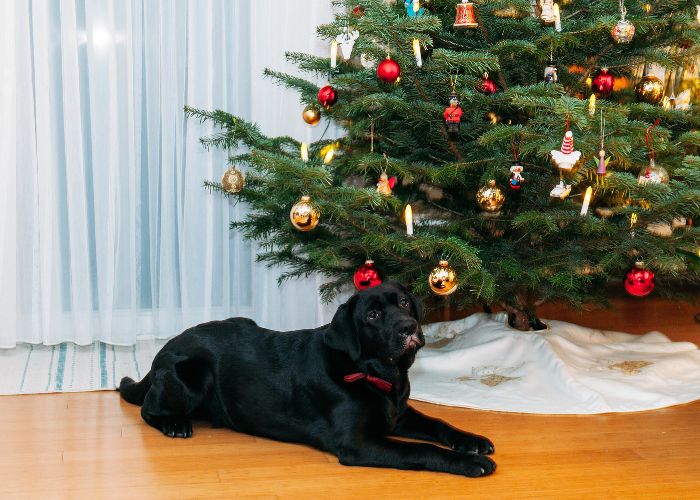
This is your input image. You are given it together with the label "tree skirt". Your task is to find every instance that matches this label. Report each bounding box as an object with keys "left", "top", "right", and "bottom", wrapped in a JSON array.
[{"left": 410, "top": 313, "right": 700, "bottom": 414}]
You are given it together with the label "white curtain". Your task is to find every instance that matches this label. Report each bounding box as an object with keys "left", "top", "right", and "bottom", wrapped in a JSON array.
[{"left": 0, "top": 0, "right": 340, "bottom": 348}]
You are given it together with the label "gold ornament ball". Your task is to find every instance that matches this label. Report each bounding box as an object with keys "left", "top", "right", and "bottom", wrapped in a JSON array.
[
  {"left": 221, "top": 166, "right": 245, "bottom": 194},
  {"left": 290, "top": 195, "right": 320, "bottom": 232},
  {"left": 302, "top": 105, "right": 321, "bottom": 126},
  {"left": 635, "top": 75, "right": 664, "bottom": 105},
  {"left": 476, "top": 180, "right": 506, "bottom": 213},
  {"left": 637, "top": 160, "right": 670, "bottom": 185},
  {"left": 428, "top": 260, "right": 458, "bottom": 296}
]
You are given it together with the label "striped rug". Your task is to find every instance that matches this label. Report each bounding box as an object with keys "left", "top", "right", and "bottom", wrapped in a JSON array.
[{"left": 0, "top": 340, "right": 168, "bottom": 395}]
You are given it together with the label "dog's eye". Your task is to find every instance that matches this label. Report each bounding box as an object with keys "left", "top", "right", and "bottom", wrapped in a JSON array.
[
  {"left": 399, "top": 298, "right": 409, "bottom": 308},
  {"left": 367, "top": 310, "right": 381, "bottom": 321}
]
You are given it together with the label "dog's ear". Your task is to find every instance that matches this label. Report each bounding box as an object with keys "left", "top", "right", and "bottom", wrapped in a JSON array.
[
  {"left": 396, "top": 282, "right": 423, "bottom": 322},
  {"left": 324, "top": 294, "right": 361, "bottom": 360}
]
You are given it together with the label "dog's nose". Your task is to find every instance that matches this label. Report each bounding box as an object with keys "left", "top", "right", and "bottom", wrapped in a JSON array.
[{"left": 400, "top": 321, "right": 419, "bottom": 337}]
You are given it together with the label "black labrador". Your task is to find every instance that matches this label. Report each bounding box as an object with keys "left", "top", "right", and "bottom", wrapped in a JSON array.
[{"left": 119, "top": 282, "right": 496, "bottom": 477}]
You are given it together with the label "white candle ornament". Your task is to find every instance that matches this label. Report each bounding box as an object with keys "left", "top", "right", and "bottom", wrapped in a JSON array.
[
  {"left": 412, "top": 39, "right": 423, "bottom": 68},
  {"left": 580, "top": 186, "right": 593, "bottom": 216},
  {"left": 405, "top": 204, "right": 414, "bottom": 236},
  {"left": 330, "top": 40, "right": 338, "bottom": 68}
]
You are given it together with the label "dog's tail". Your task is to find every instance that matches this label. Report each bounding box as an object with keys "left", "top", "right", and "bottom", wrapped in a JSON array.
[{"left": 118, "top": 373, "right": 151, "bottom": 406}]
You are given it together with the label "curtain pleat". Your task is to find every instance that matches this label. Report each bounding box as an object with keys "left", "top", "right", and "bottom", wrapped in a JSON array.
[{"left": 0, "top": 0, "right": 339, "bottom": 348}]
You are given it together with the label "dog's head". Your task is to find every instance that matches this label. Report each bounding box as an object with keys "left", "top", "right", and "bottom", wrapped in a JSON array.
[{"left": 325, "top": 282, "right": 424, "bottom": 370}]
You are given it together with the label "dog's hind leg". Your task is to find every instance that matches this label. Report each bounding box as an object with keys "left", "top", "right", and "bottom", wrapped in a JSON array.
[{"left": 140, "top": 353, "right": 213, "bottom": 438}]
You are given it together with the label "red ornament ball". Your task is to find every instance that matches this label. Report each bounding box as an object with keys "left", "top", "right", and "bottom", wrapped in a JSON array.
[
  {"left": 377, "top": 57, "right": 401, "bottom": 84},
  {"left": 478, "top": 73, "right": 497, "bottom": 95},
  {"left": 352, "top": 5, "right": 365, "bottom": 17},
  {"left": 317, "top": 85, "right": 338, "bottom": 108},
  {"left": 624, "top": 262, "right": 655, "bottom": 298},
  {"left": 353, "top": 260, "right": 383, "bottom": 291},
  {"left": 592, "top": 68, "right": 615, "bottom": 96}
]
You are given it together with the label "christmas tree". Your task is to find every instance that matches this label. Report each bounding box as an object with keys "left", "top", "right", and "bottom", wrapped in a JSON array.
[{"left": 186, "top": 0, "right": 700, "bottom": 330}]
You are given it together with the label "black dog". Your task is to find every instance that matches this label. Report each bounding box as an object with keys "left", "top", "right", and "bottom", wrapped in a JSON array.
[{"left": 119, "top": 282, "right": 496, "bottom": 477}]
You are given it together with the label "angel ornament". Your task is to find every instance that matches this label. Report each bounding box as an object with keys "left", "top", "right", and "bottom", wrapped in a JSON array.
[{"left": 336, "top": 28, "right": 360, "bottom": 60}]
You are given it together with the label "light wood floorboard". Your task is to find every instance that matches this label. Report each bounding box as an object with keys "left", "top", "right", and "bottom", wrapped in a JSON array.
[{"left": 2, "top": 301, "right": 699, "bottom": 499}]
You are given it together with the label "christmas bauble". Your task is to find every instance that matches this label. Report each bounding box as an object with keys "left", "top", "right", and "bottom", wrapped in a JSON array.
[
  {"left": 317, "top": 85, "right": 338, "bottom": 108},
  {"left": 302, "top": 105, "right": 321, "bottom": 126},
  {"left": 476, "top": 180, "right": 505, "bottom": 212},
  {"left": 592, "top": 68, "right": 615, "bottom": 96},
  {"left": 624, "top": 262, "right": 655, "bottom": 297},
  {"left": 611, "top": 18, "right": 635, "bottom": 43},
  {"left": 290, "top": 195, "right": 320, "bottom": 232},
  {"left": 377, "top": 57, "right": 401, "bottom": 83},
  {"left": 221, "top": 166, "right": 245, "bottom": 194},
  {"left": 353, "top": 259, "right": 383, "bottom": 291},
  {"left": 428, "top": 260, "right": 458, "bottom": 296},
  {"left": 478, "top": 72, "right": 497, "bottom": 95},
  {"left": 637, "top": 159, "right": 669, "bottom": 185},
  {"left": 635, "top": 75, "right": 664, "bottom": 105}
]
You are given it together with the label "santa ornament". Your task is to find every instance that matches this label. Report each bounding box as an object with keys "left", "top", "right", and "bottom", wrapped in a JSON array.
[
  {"left": 551, "top": 128, "right": 582, "bottom": 170},
  {"left": 444, "top": 92, "right": 463, "bottom": 134}
]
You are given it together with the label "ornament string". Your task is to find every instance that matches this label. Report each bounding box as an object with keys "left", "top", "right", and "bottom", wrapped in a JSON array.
[
  {"left": 600, "top": 110, "right": 605, "bottom": 150},
  {"left": 645, "top": 119, "right": 661, "bottom": 176},
  {"left": 619, "top": 0, "right": 627, "bottom": 21},
  {"left": 645, "top": 119, "right": 661, "bottom": 161},
  {"left": 449, "top": 69, "right": 460, "bottom": 92},
  {"left": 511, "top": 130, "right": 524, "bottom": 161},
  {"left": 370, "top": 118, "right": 375, "bottom": 153}
]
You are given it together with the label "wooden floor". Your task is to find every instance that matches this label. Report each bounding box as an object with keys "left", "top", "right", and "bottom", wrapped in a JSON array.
[{"left": 2, "top": 298, "right": 699, "bottom": 499}]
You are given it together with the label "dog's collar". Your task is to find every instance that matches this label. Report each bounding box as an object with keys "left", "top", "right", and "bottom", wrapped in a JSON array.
[{"left": 343, "top": 372, "right": 392, "bottom": 394}]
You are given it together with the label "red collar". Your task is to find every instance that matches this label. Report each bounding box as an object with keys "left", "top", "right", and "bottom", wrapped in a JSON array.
[{"left": 343, "top": 372, "right": 393, "bottom": 394}]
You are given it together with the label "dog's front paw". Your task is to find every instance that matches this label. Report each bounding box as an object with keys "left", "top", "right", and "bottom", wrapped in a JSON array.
[
  {"left": 451, "top": 433, "right": 495, "bottom": 455},
  {"left": 161, "top": 419, "right": 193, "bottom": 438},
  {"left": 461, "top": 454, "right": 497, "bottom": 477}
]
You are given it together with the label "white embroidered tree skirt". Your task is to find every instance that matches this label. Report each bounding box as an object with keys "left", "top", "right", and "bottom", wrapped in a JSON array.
[{"left": 410, "top": 313, "right": 700, "bottom": 414}]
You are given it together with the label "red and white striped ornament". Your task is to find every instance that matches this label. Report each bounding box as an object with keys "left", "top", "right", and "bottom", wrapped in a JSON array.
[{"left": 551, "top": 130, "right": 581, "bottom": 170}]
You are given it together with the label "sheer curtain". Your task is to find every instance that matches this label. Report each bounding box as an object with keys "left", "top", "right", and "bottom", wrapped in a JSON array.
[{"left": 0, "top": 0, "right": 340, "bottom": 348}]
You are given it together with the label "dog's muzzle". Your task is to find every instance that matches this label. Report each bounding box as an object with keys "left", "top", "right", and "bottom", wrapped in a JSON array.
[{"left": 402, "top": 326, "right": 424, "bottom": 351}]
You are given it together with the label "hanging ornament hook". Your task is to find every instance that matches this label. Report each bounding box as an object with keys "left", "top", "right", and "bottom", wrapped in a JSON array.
[
  {"left": 449, "top": 68, "right": 460, "bottom": 92},
  {"left": 619, "top": 0, "right": 627, "bottom": 21},
  {"left": 511, "top": 130, "right": 524, "bottom": 161},
  {"left": 645, "top": 119, "right": 661, "bottom": 163}
]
